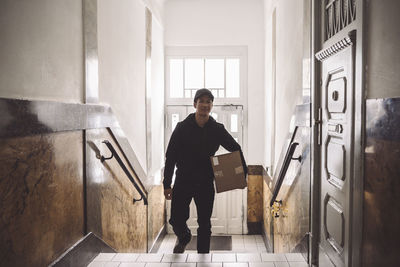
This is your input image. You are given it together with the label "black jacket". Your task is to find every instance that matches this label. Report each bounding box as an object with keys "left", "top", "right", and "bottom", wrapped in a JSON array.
[{"left": 163, "top": 113, "right": 247, "bottom": 189}]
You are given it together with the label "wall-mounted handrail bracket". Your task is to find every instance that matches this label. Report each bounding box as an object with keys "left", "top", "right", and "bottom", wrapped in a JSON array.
[
  {"left": 270, "top": 140, "right": 300, "bottom": 207},
  {"left": 133, "top": 195, "right": 143, "bottom": 204},
  {"left": 101, "top": 140, "right": 148, "bottom": 205},
  {"left": 291, "top": 155, "right": 302, "bottom": 162},
  {"left": 100, "top": 150, "right": 114, "bottom": 162}
]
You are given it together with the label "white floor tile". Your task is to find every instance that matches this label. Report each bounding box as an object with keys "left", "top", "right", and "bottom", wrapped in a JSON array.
[
  {"left": 249, "top": 263, "right": 275, "bottom": 267},
  {"left": 137, "top": 253, "right": 163, "bottom": 262},
  {"left": 88, "top": 262, "right": 120, "bottom": 267},
  {"left": 212, "top": 253, "right": 236, "bottom": 262},
  {"left": 145, "top": 263, "right": 171, "bottom": 267},
  {"left": 93, "top": 253, "right": 117, "bottom": 262},
  {"left": 236, "top": 253, "right": 261, "bottom": 262},
  {"left": 112, "top": 253, "right": 140, "bottom": 262},
  {"left": 261, "top": 253, "right": 287, "bottom": 262},
  {"left": 161, "top": 254, "right": 188, "bottom": 262},
  {"left": 223, "top": 263, "right": 248, "bottom": 267},
  {"left": 285, "top": 254, "right": 305, "bottom": 262},
  {"left": 119, "top": 263, "right": 146, "bottom": 267},
  {"left": 187, "top": 253, "right": 212, "bottom": 262},
  {"left": 197, "top": 263, "right": 223, "bottom": 267},
  {"left": 288, "top": 263, "right": 308, "bottom": 267},
  {"left": 171, "top": 263, "right": 196, "bottom": 267},
  {"left": 274, "top": 262, "right": 290, "bottom": 267},
  {"left": 243, "top": 244, "right": 258, "bottom": 249}
]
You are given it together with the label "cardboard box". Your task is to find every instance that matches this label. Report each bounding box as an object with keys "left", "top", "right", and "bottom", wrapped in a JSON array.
[{"left": 210, "top": 151, "right": 247, "bottom": 193}]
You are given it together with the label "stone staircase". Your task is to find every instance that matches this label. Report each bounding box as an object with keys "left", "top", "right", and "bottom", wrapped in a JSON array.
[
  {"left": 87, "top": 235, "right": 308, "bottom": 267},
  {"left": 87, "top": 252, "right": 308, "bottom": 267}
]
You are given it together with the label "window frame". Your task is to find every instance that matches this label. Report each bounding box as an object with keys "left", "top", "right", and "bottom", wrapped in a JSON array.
[{"left": 165, "top": 46, "right": 248, "bottom": 106}]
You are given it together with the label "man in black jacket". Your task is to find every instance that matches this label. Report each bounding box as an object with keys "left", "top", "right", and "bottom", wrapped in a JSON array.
[{"left": 163, "top": 88, "right": 247, "bottom": 254}]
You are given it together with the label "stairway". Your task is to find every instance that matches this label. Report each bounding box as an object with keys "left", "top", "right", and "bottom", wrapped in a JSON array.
[
  {"left": 88, "top": 252, "right": 308, "bottom": 267},
  {"left": 87, "top": 235, "right": 308, "bottom": 267}
]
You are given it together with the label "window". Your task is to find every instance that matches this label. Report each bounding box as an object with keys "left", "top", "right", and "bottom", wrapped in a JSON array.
[{"left": 167, "top": 57, "right": 241, "bottom": 100}]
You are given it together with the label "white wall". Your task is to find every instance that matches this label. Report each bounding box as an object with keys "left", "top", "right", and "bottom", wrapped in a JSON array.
[
  {"left": 0, "top": 0, "right": 84, "bottom": 102},
  {"left": 98, "top": 0, "right": 165, "bottom": 173},
  {"left": 164, "top": 0, "right": 265, "bottom": 165},
  {"left": 98, "top": 0, "right": 147, "bottom": 170},
  {"left": 263, "top": 0, "right": 304, "bottom": 172},
  {"left": 151, "top": 17, "right": 165, "bottom": 174}
]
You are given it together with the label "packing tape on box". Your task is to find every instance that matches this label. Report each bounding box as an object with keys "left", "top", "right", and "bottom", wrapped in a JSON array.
[
  {"left": 214, "top": 170, "right": 223, "bottom": 177},
  {"left": 213, "top": 157, "right": 219, "bottom": 166},
  {"left": 234, "top": 166, "right": 244, "bottom": 174}
]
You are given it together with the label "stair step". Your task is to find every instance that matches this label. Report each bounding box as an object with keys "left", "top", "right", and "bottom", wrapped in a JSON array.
[{"left": 88, "top": 252, "right": 308, "bottom": 267}]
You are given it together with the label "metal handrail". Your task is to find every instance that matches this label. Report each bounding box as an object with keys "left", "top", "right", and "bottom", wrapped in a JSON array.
[
  {"left": 100, "top": 140, "right": 148, "bottom": 205},
  {"left": 269, "top": 141, "right": 301, "bottom": 207}
]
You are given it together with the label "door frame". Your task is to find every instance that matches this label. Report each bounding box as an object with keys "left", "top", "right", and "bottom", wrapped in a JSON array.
[
  {"left": 310, "top": 0, "right": 365, "bottom": 266},
  {"left": 164, "top": 105, "right": 249, "bottom": 235}
]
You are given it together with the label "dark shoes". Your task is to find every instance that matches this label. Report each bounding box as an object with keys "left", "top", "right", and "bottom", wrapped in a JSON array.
[{"left": 173, "top": 233, "right": 192, "bottom": 253}]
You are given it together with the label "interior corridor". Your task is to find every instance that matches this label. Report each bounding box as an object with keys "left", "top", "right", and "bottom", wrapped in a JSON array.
[{"left": 1, "top": 0, "right": 400, "bottom": 267}]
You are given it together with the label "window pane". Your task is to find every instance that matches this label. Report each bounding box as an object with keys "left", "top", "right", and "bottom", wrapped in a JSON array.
[
  {"left": 219, "top": 90, "right": 225, "bottom": 98},
  {"left": 185, "top": 89, "right": 191, "bottom": 98},
  {"left": 212, "top": 89, "right": 218, "bottom": 98},
  {"left": 185, "top": 59, "right": 204, "bottom": 89},
  {"left": 226, "top": 59, "right": 240, "bottom": 97},
  {"left": 205, "top": 59, "right": 224, "bottom": 88},
  {"left": 170, "top": 59, "right": 183, "bottom": 98},
  {"left": 231, "top": 114, "right": 238, "bottom": 132}
]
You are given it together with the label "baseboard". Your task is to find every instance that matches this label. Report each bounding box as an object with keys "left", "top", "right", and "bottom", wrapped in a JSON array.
[
  {"left": 261, "top": 223, "right": 273, "bottom": 253},
  {"left": 247, "top": 222, "right": 262, "bottom": 234},
  {"left": 49, "top": 232, "right": 116, "bottom": 267},
  {"left": 149, "top": 224, "right": 167, "bottom": 253}
]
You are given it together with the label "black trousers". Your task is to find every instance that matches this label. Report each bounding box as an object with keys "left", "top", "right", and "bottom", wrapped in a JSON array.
[{"left": 169, "top": 180, "right": 215, "bottom": 253}]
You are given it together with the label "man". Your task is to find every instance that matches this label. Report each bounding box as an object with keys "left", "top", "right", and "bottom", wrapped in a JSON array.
[{"left": 163, "top": 88, "right": 247, "bottom": 254}]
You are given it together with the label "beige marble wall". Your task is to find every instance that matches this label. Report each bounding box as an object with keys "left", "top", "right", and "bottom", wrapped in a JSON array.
[
  {"left": 272, "top": 129, "right": 310, "bottom": 253},
  {"left": 247, "top": 174, "right": 263, "bottom": 223},
  {"left": 86, "top": 128, "right": 148, "bottom": 252},
  {"left": 262, "top": 179, "right": 273, "bottom": 248},
  {"left": 0, "top": 132, "right": 84, "bottom": 267},
  {"left": 147, "top": 185, "right": 165, "bottom": 249},
  {"left": 362, "top": 98, "right": 400, "bottom": 266},
  {"left": 262, "top": 128, "right": 310, "bottom": 254}
]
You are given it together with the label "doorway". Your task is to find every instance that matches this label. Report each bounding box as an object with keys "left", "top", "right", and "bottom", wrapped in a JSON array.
[{"left": 164, "top": 105, "right": 245, "bottom": 234}]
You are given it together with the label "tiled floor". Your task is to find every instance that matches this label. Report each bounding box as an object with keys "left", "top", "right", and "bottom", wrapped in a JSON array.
[
  {"left": 88, "top": 252, "right": 308, "bottom": 267},
  {"left": 87, "top": 235, "right": 308, "bottom": 267},
  {"left": 157, "top": 234, "right": 268, "bottom": 254}
]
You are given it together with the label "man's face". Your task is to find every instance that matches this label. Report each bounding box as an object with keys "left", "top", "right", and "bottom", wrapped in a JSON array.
[{"left": 194, "top": 95, "right": 213, "bottom": 116}]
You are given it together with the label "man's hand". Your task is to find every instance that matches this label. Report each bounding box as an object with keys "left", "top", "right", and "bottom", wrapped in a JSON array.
[{"left": 164, "top": 188, "right": 172, "bottom": 200}]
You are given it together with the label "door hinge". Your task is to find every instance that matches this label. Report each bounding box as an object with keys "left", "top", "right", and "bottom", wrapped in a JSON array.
[{"left": 315, "top": 108, "right": 322, "bottom": 145}]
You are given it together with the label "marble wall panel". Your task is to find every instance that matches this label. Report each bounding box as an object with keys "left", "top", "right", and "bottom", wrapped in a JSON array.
[
  {"left": 263, "top": 177, "right": 273, "bottom": 251},
  {"left": 147, "top": 185, "right": 166, "bottom": 250},
  {"left": 272, "top": 126, "right": 310, "bottom": 255},
  {"left": 362, "top": 98, "right": 400, "bottom": 267},
  {"left": 0, "top": 132, "right": 84, "bottom": 267},
  {"left": 86, "top": 128, "right": 147, "bottom": 252},
  {"left": 247, "top": 173, "right": 263, "bottom": 223}
]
